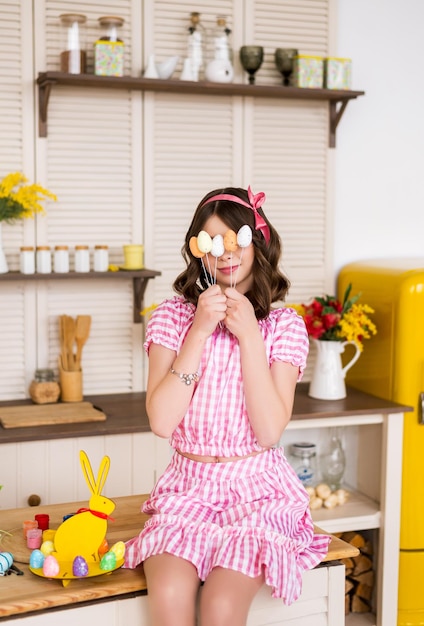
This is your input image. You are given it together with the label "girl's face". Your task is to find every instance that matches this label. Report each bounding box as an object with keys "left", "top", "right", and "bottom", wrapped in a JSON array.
[{"left": 202, "top": 215, "right": 255, "bottom": 294}]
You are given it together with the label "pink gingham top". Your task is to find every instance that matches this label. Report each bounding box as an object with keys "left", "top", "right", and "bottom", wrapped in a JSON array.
[{"left": 144, "top": 296, "right": 309, "bottom": 457}]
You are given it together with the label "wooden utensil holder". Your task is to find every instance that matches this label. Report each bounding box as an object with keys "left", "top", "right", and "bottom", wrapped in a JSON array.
[{"left": 59, "top": 366, "right": 83, "bottom": 402}]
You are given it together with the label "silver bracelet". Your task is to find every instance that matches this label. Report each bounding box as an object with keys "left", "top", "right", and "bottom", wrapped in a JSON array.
[{"left": 170, "top": 367, "right": 199, "bottom": 386}]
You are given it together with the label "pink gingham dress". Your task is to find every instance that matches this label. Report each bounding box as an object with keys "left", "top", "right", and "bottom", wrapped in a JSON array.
[{"left": 124, "top": 296, "right": 330, "bottom": 605}]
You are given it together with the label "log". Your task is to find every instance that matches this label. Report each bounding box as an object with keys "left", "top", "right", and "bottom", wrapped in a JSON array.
[
  {"left": 352, "top": 594, "right": 371, "bottom": 613},
  {"left": 352, "top": 569, "right": 374, "bottom": 587},
  {"left": 352, "top": 554, "right": 373, "bottom": 576},
  {"left": 357, "top": 583, "right": 373, "bottom": 602},
  {"left": 340, "top": 531, "right": 366, "bottom": 549}
]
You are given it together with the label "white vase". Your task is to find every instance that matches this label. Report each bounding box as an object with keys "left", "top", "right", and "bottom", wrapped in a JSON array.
[
  {"left": 143, "top": 54, "right": 159, "bottom": 79},
  {"left": 308, "top": 338, "right": 360, "bottom": 400},
  {"left": 0, "top": 222, "right": 9, "bottom": 273},
  {"left": 180, "top": 57, "right": 195, "bottom": 81}
]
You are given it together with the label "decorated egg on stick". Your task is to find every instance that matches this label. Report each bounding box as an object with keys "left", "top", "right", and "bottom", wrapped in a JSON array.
[
  {"left": 197, "top": 231, "right": 213, "bottom": 254},
  {"left": 224, "top": 230, "right": 238, "bottom": 252},
  {"left": 237, "top": 225, "right": 252, "bottom": 248},
  {"left": 211, "top": 234, "right": 225, "bottom": 258},
  {"left": 189, "top": 236, "right": 205, "bottom": 258}
]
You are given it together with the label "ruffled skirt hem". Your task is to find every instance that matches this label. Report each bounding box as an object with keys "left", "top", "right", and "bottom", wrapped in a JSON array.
[{"left": 124, "top": 515, "right": 330, "bottom": 605}]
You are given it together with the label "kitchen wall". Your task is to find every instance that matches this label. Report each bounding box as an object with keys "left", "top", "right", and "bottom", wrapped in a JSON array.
[
  {"left": 0, "top": 0, "right": 340, "bottom": 400},
  {"left": 334, "top": 0, "right": 424, "bottom": 277}
]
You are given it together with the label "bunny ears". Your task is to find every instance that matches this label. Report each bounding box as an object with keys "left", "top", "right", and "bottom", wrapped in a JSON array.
[
  {"left": 200, "top": 186, "right": 270, "bottom": 244},
  {"left": 189, "top": 225, "right": 252, "bottom": 259}
]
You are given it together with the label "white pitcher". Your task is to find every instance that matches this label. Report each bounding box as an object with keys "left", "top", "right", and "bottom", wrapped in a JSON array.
[{"left": 308, "top": 338, "right": 360, "bottom": 400}]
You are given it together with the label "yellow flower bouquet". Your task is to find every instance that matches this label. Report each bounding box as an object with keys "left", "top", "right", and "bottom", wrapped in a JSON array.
[{"left": 0, "top": 172, "right": 57, "bottom": 224}]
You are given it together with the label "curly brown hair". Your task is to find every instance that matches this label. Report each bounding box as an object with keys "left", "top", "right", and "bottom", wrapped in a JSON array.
[{"left": 173, "top": 187, "right": 290, "bottom": 319}]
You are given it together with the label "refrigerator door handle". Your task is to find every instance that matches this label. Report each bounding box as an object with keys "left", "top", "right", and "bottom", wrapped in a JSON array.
[{"left": 419, "top": 392, "right": 424, "bottom": 424}]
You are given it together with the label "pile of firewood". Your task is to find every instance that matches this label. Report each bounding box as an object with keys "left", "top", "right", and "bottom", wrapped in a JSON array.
[{"left": 336, "top": 531, "right": 375, "bottom": 614}]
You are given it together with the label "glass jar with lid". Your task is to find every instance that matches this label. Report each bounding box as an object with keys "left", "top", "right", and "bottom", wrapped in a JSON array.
[
  {"left": 74, "top": 245, "right": 90, "bottom": 272},
  {"left": 29, "top": 369, "right": 60, "bottom": 404},
  {"left": 59, "top": 13, "right": 87, "bottom": 74},
  {"left": 288, "top": 442, "right": 317, "bottom": 487},
  {"left": 95, "top": 16, "right": 125, "bottom": 76},
  {"left": 20, "top": 246, "right": 35, "bottom": 274},
  {"left": 54, "top": 245, "right": 70, "bottom": 273}
]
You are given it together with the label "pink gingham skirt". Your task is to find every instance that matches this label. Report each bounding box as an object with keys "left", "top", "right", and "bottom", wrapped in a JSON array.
[{"left": 124, "top": 447, "right": 330, "bottom": 605}]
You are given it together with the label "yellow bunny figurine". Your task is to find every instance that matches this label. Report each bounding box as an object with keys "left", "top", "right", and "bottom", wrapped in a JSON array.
[{"left": 53, "top": 450, "right": 115, "bottom": 562}]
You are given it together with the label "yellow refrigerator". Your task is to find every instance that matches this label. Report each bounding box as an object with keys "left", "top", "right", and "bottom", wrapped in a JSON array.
[{"left": 338, "top": 258, "right": 424, "bottom": 626}]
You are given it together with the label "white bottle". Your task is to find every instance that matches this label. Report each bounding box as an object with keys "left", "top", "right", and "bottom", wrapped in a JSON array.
[
  {"left": 205, "top": 16, "right": 233, "bottom": 83},
  {"left": 74, "top": 245, "right": 90, "bottom": 272},
  {"left": 54, "top": 245, "right": 70, "bottom": 273},
  {"left": 187, "top": 12, "right": 206, "bottom": 81},
  {"left": 20, "top": 246, "right": 35, "bottom": 274},
  {"left": 36, "top": 246, "right": 52, "bottom": 274},
  {"left": 94, "top": 245, "right": 109, "bottom": 272}
]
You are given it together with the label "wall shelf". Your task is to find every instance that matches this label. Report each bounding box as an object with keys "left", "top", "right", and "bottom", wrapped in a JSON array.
[
  {"left": 0, "top": 269, "right": 161, "bottom": 323},
  {"left": 36, "top": 71, "right": 365, "bottom": 147}
]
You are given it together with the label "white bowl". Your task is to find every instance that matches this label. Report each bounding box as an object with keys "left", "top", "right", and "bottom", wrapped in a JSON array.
[{"left": 157, "top": 56, "right": 179, "bottom": 80}]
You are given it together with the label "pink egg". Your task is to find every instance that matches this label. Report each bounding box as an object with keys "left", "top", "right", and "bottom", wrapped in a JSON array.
[
  {"left": 73, "top": 555, "right": 89, "bottom": 577},
  {"left": 43, "top": 555, "right": 60, "bottom": 577}
]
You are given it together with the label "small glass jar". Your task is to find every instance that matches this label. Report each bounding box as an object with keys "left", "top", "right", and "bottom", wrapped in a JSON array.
[
  {"left": 289, "top": 442, "right": 317, "bottom": 487},
  {"left": 36, "top": 246, "right": 52, "bottom": 274},
  {"left": 29, "top": 369, "right": 60, "bottom": 405},
  {"left": 74, "top": 245, "right": 90, "bottom": 272},
  {"left": 94, "top": 245, "right": 109, "bottom": 272},
  {"left": 59, "top": 13, "right": 87, "bottom": 74},
  {"left": 20, "top": 246, "right": 35, "bottom": 274},
  {"left": 54, "top": 245, "right": 70, "bottom": 273}
]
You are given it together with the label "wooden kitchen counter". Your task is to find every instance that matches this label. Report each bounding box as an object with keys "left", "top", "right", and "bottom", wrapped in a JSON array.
[
  {"left": 0, "top": 495, "right": 358, "bottom": 621},
  {"left": 0, "top": 384, "right": 410, "bottom": 445}
]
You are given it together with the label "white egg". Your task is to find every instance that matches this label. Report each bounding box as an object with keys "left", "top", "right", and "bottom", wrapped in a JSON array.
[
  {"left": 237, "top": 225, "right": 252, "bottom": 248},
  {"left": 210, "top": 234, "right": 225, "bottom": 257},
  {"left": 197, "top": 230, "right": 213, "bottom": 253}
]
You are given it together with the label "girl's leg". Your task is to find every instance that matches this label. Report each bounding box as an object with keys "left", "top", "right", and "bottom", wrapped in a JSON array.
[
  {"left": 199, "top": 567, "right": 264, "bottom": 626},
  {"left": 143, "top": 553, "right": 201, "bottom": 626}
]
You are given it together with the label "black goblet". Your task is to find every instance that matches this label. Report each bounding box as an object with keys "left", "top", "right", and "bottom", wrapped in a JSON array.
[
  {"left": 274, "top": 48, "right": 298, "bottom": 86},
  {"left": 239, "top": 46, "right": 264, "bottom": 85}
]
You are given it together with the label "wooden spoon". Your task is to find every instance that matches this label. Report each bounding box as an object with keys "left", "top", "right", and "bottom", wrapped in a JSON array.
[
  {"left": 64, "top": 315, "right": 77, "bottom": 371},
  {"left": 75, "top": 315, "right": 91, "bottom": 370}
]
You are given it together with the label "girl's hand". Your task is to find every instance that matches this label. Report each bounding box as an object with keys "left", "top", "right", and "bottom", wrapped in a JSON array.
[
  {"left": 191, "top": 284, "right": 227, "bottom": 337},
  {"left": 224, "top": 287, "right": 257, "bottom": 339}
]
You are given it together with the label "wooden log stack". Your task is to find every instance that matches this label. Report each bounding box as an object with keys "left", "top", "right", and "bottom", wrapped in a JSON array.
[{"left": 337, "top": 531, "right": 375, "bottom": 614}]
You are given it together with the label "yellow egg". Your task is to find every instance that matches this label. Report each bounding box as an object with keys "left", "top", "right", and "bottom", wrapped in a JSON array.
[
  {"left": 40, "top": 540, "right": 55, "bottom": 556},
  {"left": 189, "top": 236, "right": 205, "bottom": 258},
  {"left": 197, "top": 230, "right": 213, "bottom": 253},
  {"left": 110, "top": 541, "right": 126, "bottom": 560},
  {"left": 224, "top": 229, "right": 238, "bottom": 252}
]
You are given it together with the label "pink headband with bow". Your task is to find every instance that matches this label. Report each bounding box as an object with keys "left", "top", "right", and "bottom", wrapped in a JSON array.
[{"left": 200, "top": 186, "right": 270, "bottom": 244}]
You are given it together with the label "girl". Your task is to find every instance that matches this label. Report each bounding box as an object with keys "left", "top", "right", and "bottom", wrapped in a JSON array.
[{"left": 124, "top": 186, "right": 330, "bottom": 626}]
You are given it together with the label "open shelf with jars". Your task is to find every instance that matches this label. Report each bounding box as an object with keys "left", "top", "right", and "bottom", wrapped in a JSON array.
[{"left": 0, "top": 269, "right": 160, "bottom": 323}]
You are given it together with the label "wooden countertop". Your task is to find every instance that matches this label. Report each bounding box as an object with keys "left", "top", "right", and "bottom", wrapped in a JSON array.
[
  {"left": 0, "top": 384, "right": 411, "bottom": 445},
  {"left": 0, "top": 494, "right": 358, "bottom": 620}
]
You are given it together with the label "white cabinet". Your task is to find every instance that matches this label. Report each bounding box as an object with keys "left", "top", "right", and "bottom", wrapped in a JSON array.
[
  {"left": 283, "top": 385, "right": 408, "bottom": 626},
  {"left": 0, "top": 432, "right": 171, "bottom": 509}
]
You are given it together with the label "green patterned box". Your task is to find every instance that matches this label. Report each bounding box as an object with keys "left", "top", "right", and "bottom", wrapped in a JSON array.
[
  {"left": 293, "top": 55, "right": 324, "bottom": 88},
  {"left": 324, "top": 57, "right": 352, "bottom": 90},
  {"left": 94, "top": 41, "right": 124, "bottom": 77}
]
